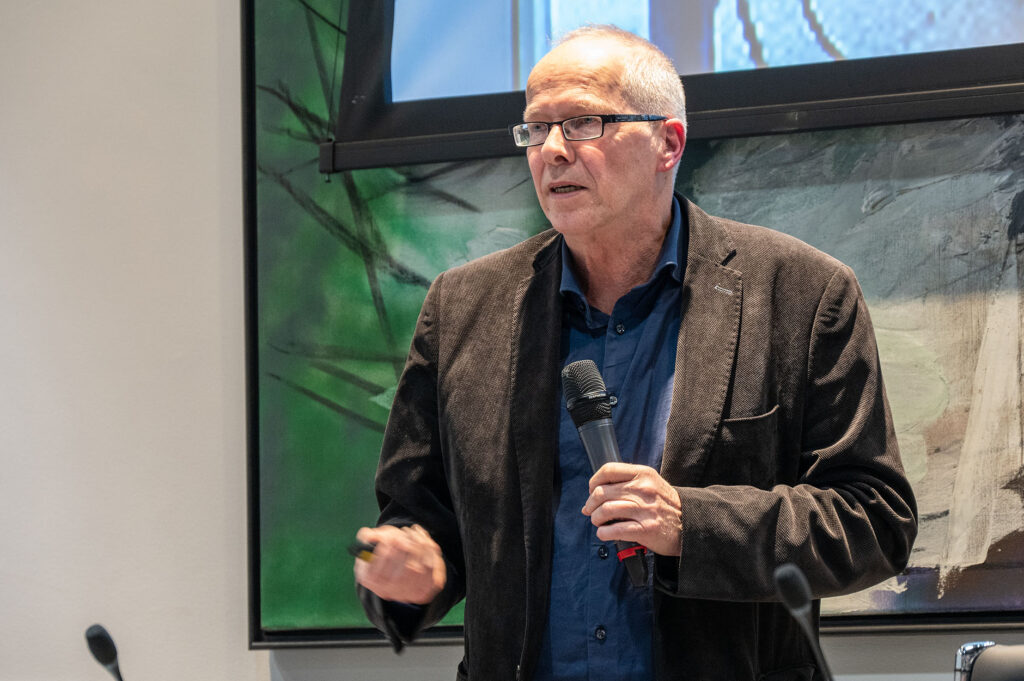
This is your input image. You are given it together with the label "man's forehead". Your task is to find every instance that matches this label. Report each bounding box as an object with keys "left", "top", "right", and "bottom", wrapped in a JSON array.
[
  {"left": 524, "top": 68, "right": 627, "bottom": 119},
  {"left": 523, "top": 90, "right": 621, "bottom": 120},
  {"left": 524, "top": 39, "right": 629, "bottom": 117}
]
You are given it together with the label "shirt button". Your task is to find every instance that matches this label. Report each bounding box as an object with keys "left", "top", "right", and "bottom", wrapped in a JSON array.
[
  {"left": 614, "top": 322, "right": 626, "bottom": 335},
  {"left": 597, "top": 545, "right": 609, "bottom": 559},
  {"left": 595, "top": 625, "right": 607, "bottom": 641}
]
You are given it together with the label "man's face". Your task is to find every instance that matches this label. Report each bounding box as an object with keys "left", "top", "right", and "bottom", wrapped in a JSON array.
[{"left": 524, "top": 40, "right": 663, "bottom": 242}]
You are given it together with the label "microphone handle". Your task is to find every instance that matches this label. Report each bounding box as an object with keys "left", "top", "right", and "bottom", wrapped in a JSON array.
[
  {"left": 576, "top": 419, "right": 621, "bottom": 470},
  {"left": 577, "top": 419, "right": 648, "bottom": 586},
  {"left": 615, "top": 540, "right": 649, "bottom": 586}
]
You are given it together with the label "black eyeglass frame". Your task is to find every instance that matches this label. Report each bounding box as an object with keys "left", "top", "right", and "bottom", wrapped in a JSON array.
[{"left": 509, "top": 114, "right": 669, "bottom": 147}]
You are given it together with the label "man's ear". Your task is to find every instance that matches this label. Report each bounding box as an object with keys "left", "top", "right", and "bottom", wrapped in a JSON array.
[{"left": 657, "top": 119, "right": 686, "bottom": 174}]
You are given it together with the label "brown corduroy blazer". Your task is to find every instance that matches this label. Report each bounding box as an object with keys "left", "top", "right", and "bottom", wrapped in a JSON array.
[{"left": 362, "top": 196, "right": 917, "bottom": 681}]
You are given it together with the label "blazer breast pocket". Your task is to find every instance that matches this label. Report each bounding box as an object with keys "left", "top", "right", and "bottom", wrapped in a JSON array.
[{"left": 706, "top": 404, "right": 780, "bottom": 488}]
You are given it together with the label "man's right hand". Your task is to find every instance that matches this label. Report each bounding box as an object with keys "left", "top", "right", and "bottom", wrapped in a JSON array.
[{"left": 353, "top": 524, "right": 446, "bottom": 605}]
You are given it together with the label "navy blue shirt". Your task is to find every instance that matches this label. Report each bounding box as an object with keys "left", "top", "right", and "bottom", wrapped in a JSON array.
[{"left": 533, "top": 198, "right": 687, "bottom": 681}]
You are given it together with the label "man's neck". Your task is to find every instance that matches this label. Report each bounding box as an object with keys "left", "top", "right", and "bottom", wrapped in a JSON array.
[{"left": 565, "top": 201, "right": 674, "bottom": 314}]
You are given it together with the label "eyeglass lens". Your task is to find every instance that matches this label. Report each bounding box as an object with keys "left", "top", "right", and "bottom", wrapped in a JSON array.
[{"left": 518, "top": 116, "right": 603, "bottom": 146}]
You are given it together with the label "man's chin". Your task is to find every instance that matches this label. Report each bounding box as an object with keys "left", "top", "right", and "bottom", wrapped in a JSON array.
[
  {"left": 542, "top": 207, "right": 592, "bottom": 235},
  {"left": 548, "top": 221, "right": 593, "bottom": 241}
]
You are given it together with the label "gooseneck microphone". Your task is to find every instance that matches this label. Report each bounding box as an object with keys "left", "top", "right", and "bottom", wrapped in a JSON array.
[
  {"left": 773, "top": 563, "right": 835, "bottom": 681},
  {"left": 85, "top": 623, "right": 125, "bottom": 681},
  {"left": 561, "top": 359, "right": 648, "bottom": 588}
]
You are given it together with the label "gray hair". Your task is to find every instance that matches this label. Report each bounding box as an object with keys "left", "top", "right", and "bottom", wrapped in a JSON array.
[{"left": 555, "top": 25, "right": 687, "bottom": 131}]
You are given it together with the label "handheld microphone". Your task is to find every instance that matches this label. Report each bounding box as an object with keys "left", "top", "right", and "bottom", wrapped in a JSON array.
[
  {"left": 561, "top": 359, "right": 648, "bottom": 588},
  {"left": 85, "top": 623, "right": 125, "bottom": 681},
  {"left": 773, "top": 563, "right": 835, "bottom": 681}
]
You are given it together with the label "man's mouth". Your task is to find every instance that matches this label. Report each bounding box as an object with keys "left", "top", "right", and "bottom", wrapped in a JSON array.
[{"left": 551, "top": 185, "right": 584, "bottom": 194}]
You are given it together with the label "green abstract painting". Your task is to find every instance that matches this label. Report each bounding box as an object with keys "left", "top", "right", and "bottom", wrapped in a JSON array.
[{"left": 252, "top": 0, "right": 1024, "bottom": 637}]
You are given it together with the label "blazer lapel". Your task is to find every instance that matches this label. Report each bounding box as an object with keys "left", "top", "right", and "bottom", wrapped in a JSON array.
[
  {"left": 661, "top": 200, "right": 743, "bottom": 484},
  {"left": 509, "top": 233, "right": 562, "bottom": 671}
]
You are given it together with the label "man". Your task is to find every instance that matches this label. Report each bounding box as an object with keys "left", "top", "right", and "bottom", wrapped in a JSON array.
[{"left": 354, "top": 25, "right": 916, "bottom": 681}]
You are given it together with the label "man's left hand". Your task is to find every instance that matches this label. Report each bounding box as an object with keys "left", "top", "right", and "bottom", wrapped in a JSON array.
[{"left": 582, "top": 462, "right": 683, "bottom": 556}]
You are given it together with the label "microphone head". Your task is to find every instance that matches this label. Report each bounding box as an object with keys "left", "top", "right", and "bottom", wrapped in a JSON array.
[
  {"left": 85, "top": 623, "right": 118, "bottom": 665},
  {"left": 774, "top": 563, "right": 812, "bottom": 615},
  {"left": 561, "top": 360, "right": 612, "bottom": 426}
]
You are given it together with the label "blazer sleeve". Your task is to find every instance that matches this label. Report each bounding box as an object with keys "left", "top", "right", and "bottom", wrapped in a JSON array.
[
  {"left": 357, "top": 272, "right": 467, "bottom": 648},
  {"left": 655, "top": 264, "right": 918, "bottom": 601}
]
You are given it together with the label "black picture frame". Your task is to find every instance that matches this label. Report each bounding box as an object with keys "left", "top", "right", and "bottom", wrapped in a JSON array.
[
  {"left": 245, "top": 0, "right": 1024, "bottom": 648},
  {"left": 317, "top": 2, "right": 1024, "bottom": 172}
]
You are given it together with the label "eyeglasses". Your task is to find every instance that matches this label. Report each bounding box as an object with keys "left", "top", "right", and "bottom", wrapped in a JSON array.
[{"left": 509, "top": 114, "right": 667, "bottom": 147}]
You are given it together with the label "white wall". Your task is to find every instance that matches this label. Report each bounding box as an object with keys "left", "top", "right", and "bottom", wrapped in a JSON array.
[
  {"left": 0, "top": 1, "right": 266, "bottom": 679},
  {"left": 1, "top": 3, "right": 1021, "bottom": 681}
]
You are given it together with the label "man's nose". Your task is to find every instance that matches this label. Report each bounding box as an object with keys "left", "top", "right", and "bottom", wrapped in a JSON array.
[{"left": 540, "top": 123, "right": 574, "bottom": 164}]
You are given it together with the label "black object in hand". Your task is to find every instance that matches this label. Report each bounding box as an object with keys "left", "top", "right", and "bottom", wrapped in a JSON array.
[
  {"left": 561, "top": 359, "right": 648, "bottom": 588},
  {"left": 348, "top": 539, "right": 377, "bottom": 561}
]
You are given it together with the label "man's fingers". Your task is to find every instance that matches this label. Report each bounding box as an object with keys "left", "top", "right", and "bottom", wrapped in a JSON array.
[
  {"left": 579, "top": 466, "right": 684, "bottom": 556},
  {"left": 588, "top": 498, "right": 645, "bottom": 527},
  {"left": 581, "top": 485, "right": 605, "bottom": 515},
  {"left": 594, "top": 520, "right": 646, "bottom": 544},
  {"left": 583, "top": 476, "right": 658, "bottom": 515},
  {"left": 410, "top": 524, "right": 431, "bottom": 539},
  {"left": 353, "top": 554, "right": 370, "bottom": 581},
  {"left": 352, "top": 524, "right": 447, "bottom": 604},
  {"left": 588, "top": 462, "right": 643, "bottom": 492},
  {"left": 374, "top": 542, "right": 409, "bottom": 583}
]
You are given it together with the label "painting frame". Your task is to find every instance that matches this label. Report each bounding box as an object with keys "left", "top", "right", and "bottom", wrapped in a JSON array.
[{"left": 245, "top": 0, "right": 1024, "bottom": 648}]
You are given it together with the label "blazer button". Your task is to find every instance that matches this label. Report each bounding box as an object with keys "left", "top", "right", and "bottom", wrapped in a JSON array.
[
  {"left": 614, "top": 322, "right": 626, "bottom": 335},
  {"left": 595, "top": 625, "right": 607, "bottom": 641},
  {"left": 597, "top": 545, "right": 609, "bottom": 559}
]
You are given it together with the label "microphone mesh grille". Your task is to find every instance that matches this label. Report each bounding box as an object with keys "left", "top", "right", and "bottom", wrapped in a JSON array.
[
  {"left": 773, "top": 563, "right": 812, "bottom": 613},
  {"left": 561, "top": 359, "right": 613, "bottom": 425},
  {"left": 85, "top": 624, "right": 118, "bottom": 665}
]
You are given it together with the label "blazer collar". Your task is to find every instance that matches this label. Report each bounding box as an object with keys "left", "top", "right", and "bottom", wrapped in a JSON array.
[
  {"left": 681, "top": 194, "right": 737, "bottom": 267},
  {"left": 660, "top": 197, "right": 743, "bottom": 484}
]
